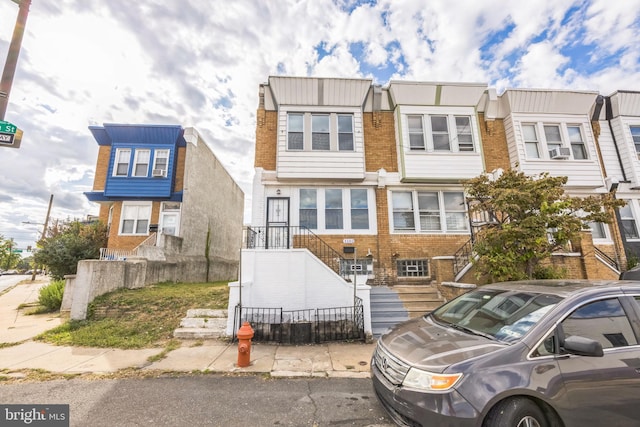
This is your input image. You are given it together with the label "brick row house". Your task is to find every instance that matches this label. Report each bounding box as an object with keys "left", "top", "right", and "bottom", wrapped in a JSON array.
[{"left": 229, "top": 76, "right": 636, "bottom": 338}]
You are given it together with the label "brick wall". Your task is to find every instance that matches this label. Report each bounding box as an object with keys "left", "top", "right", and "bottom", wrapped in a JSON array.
[
  {"left": 255, "top": 109, "right": 277, "bottom": 170},
  {"left": 363, "top": 110, "right": 398, "bottom": 172},
  {"left": 93, "top": 145, "right": 111, "bottom": 191},
  {"left": 174, "top": 146, "right": 186, "bottom": 191},
  {"left": 106, "top": 201, "right": 161, "bottom": 250},
  {"left": 478, "top": 113, "right": 510, "bottom": 173}
]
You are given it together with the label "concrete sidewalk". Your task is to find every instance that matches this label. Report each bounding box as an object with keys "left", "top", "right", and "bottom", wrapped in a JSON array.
[{"left": 0, "top": 280, "right": 375, "bottom": 378}]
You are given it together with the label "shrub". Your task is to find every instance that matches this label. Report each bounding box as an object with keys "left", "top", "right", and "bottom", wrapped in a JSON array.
[{"left": 38, "top": 279, "right": 65, "bottom": 312}]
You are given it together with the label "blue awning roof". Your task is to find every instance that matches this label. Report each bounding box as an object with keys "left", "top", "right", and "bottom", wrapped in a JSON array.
[{"left": 88, "top": 124, "right": 186, "bottom": 146}]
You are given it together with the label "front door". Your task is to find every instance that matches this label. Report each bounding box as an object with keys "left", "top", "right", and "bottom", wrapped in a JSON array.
[
  {"left": 159, "top": 202, "right": 181, "bottom": 236},
  {"left": 266, "top": 197, "right": 289, "bottom": 249}
]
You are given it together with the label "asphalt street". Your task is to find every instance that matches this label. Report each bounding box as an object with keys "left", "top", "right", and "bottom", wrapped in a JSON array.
[{"left": 0, "top": 375, "right": 394, "bottom": 427}]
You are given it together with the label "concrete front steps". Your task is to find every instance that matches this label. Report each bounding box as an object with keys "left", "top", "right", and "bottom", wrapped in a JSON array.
[
  {"left": 173, "top": 309, "right": 228, "bottom": 339},
  {"left": 370, "top": 285, "right": 444, "bottom": 338}
]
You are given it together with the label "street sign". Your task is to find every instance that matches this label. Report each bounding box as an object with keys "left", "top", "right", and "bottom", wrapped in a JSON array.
[
  {"left": 11, "top": 249, "right": 22, "bottom": 253},
  {"left": 0, "top": 120, "right": 17, "bottom": 134},
  {"left": 0, "top": 132, "right": 14, "bottom": 144}
]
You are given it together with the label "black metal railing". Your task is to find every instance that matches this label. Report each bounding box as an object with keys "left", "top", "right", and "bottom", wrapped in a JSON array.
[
  {"left": 244, "top": 226, "right": 349, "bottom": 279},
  {"left": 453, "top": 238, "right": 474, "bottom": 278},
  {"left": 233, "top": 297, "right": 365, "bottom": 344},
  {"left": 594, "top": 246, "right": 620, "bottom": 272}
]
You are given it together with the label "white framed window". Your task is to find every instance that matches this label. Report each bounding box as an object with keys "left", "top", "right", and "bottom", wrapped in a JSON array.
[
  {"left": 522, "top": 124, "right": 540, "bottom": 159},
  {"left": 350, "top": 189, "right": 369, "bottom": 229},
  {"left": 544, "top": 125, "right": 562, "bottom": 153},
  {"left": 298, "top": 188, "right": 373, "bottom": 232},
  {"left": 120, "top": 202, "right": 151, "bottom": 235},
  {"left": 431, "top": 116, "right": 450, "bottom": 151},
  {"left": 299, "top": 189, "right": 317, "bottom": 229},
  {"left": 391, "top": 190, "right": 468, "bottom": 233},
  {"left": 338, "top": 114, "right": 354, "bottom": 151},
  {"left": 325, "top": 189, "right": 343, "bottom": 229},
  {"left": 568, "top": 126, "right": 587, "bottom": 159},
  {"left": 620, "top": 201, "right": 639, "bottom": 240},
  {"left": 312, "top": 114, "right": 330, "bottom": 150},
  {"left": 406, "top": 114, "right": 475, "bottom": 152},
  {"left": 133, "top": 149, "right": 150, "bottom": 177},
  {"left": 113, "top": 148, "right": 131, "bottom": 176},
  {"left": 587, "top": 221, "right": 607, "bottom": 239},
  {"left": 408, "top": 115, "right": 425, "bottom": 150},
  {"left": 630, "top": 125, "right": 640, "bottom": 159},
  {"left": 287, "top": 113, "right": 304, "bottom": 150},
  {"left": 153, "top": 149, "right": 170, "bottom": 174}
]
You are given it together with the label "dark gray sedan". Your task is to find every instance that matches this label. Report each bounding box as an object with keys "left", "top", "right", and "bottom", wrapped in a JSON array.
[{"left": 371, "top": 280, "right": 640, "bottom": 427}]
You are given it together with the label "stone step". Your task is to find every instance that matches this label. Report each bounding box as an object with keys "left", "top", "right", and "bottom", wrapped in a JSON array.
[{"left": 173, "top": 309, "right": 228, "bottom": 339}]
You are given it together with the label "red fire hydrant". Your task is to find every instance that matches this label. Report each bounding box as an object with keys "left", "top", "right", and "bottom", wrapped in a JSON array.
[{"left": 237, "top": 321, "right": 254, "bottom": 368}]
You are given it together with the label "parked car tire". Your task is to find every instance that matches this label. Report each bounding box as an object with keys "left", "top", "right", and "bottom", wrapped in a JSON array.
[{"left": 484, "top": 397, "right": 548, "bottom": 427}]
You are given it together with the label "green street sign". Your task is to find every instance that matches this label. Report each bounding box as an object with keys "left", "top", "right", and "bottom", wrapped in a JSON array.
[
  {"left": 0, "top": 120, "right": 17, "bottom": 134},
  {"left": 11, "top": 249, "right": 22, "bottom": 253}
]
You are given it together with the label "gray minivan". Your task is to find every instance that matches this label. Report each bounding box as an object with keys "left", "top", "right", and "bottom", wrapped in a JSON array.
[{"left": 371, "top": 280, "right": 640, "bottom": 427}]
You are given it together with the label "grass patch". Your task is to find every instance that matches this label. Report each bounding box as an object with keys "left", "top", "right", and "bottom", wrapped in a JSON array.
[{"left": 36, "top": 281, "right": 229, "bottom": 349}]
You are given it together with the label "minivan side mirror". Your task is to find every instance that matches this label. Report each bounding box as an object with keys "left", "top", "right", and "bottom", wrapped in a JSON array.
[{"left": 562, "top": 335, "right": 604, "bottom": 357}]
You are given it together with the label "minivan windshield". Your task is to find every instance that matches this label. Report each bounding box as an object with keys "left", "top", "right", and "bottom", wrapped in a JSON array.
[{"left": 431, "top": 289, "right": 562, "bottom": 343}]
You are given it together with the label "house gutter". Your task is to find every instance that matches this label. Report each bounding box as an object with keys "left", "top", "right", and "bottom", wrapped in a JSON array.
[{"left": 603, "top": 95, "right": 628, "bottom": 182}]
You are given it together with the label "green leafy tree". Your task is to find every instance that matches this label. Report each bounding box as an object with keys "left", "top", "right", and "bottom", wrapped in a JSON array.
[
  {"left": 0, "top": 236, "right": 21, "bottom": 270},
  {"left": 34, "top": 221, "right": 108, "bottom": 280},
  {"left": 465, "top": 169, "right": 625, "bottom": 283}
]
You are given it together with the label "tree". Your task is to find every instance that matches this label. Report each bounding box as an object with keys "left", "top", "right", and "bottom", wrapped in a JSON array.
[
  {"left": 0, "top": 236, "right": 20, "bottom": 270},
  {"left": 464, "top": 169, "right": 625, "bottom": 283},
  {"left": 34, "top": 220, "right": 108, "bottom": 280}
]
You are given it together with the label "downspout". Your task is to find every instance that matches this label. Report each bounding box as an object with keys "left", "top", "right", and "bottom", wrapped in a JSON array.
[{"left": 603, "top": 96, "right": 628, "bottom": 182}]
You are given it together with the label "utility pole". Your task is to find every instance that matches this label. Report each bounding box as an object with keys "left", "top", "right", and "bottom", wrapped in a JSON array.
[
  {"left": 31, "top": 193, "right": 52, "bottom": 281},
  {"left": 0, "top": 0, "right": 31, "bottom": 121}
]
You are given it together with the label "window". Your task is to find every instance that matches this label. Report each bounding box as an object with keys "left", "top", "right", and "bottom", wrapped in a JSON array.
[
  {"left": 408, "top": 115, "right": 425, "bottom": 150},
  {"left": 338, "top": 115, "right": 354, "bottom": 151},
  {"left": 456, "top": 116, "right": 474, "bottom": 151},
  {"left": 397, "top": 259, "right": 429, "bottom": 277},
  {"left": 562, "top": 298, "right": 637, "bottom": 349},
  {"left": 133, "top": 149, "right": 150, "bottom": 177},
  {"left": 325, "top": 189, "right": 343, "bottom": 229},
  {"left": 631, "top": 126, "right": 640, "bottom": 159},
  {"left": 418, "top": 192, "right": 441, "bottom": 231},
  {"left": 153, "top": 149, "right": 170, "bottom": 174},
  {"left": 120, "top": 203, "right": 151, "bottom": 235},
  {"left": 300, "top": 188, "right": 372, "bottom": 231},
  {"left": 300, "top": 189, "right": 317, "bottom": 229},
  {"left": 587, "top": 221, "right": 607, "bottom": 239},
  {"left": 431, "top": 116, "right": 450, "bottom": 151},
  {"left": 568, "top": 126, "right": 587, "bottom": 159},
  {"left": 392, "top": 192, "right": 415, "bottom": 231},
  {"left": 392, "top": 190, "right": 468, "bottom": 233},
  {"left": 620, "top": 202, "right": 639, "bottom": 240},
  {"left": 350, "top": 189, "right": 369, "bottom": 229},
  {"left": 312, "top": 114, "right": 330, "bottom": 150},
  {"left": 114, "top": 148, "right": 131, "bottom": 176},
  {"left": 340, "top": 258, "right": 373, "bottom": 276},
  {"left": 522, "top": 124, "right": 540, "bottom": 159},
  {"left": 544, "top": 125, "right": 562, "bottom": 153},
  {"left": 288, "top": 113, "right": 304, "bottom": 150}
]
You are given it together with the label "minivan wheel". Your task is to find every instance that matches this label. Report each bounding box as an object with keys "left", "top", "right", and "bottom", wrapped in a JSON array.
[{"left": 484, "top": 397, "right": 548, "bottom": 427}]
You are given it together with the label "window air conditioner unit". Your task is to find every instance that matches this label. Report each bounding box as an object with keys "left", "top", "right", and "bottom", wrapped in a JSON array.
[
  {"left": 550, "top": 147, "right": 571, "bottom": 159},
  {"left": 152, "top": 168, "right": 165, "bottom": 177}
]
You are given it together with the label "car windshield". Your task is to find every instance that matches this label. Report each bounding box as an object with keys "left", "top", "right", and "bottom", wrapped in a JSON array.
[{"left": 430, "top": 289, "right": 562, "bottom": 343}]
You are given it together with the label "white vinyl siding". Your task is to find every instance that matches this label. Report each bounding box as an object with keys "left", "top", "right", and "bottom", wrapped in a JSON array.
[{"left": 277, "top": 107, "right": 365, "bottom": 180}]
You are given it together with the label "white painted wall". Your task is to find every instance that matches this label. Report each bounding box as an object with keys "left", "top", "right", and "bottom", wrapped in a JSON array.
[{"left": 226, "top": 249, "right": 371, "bottom": 336}]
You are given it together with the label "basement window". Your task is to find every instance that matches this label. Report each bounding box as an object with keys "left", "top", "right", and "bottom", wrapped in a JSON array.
[{"left": 397, "top": 259, "right": 430, "bottom": 277}]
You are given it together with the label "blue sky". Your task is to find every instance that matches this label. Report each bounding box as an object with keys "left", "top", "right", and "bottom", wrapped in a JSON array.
[{"left": 0, "top": 0, "right": 639, "bottom": 249}]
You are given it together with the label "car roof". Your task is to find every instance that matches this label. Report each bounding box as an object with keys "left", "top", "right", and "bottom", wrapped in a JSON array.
[{"left": 481, "top": 279, "right": 640, "bottom": 298}]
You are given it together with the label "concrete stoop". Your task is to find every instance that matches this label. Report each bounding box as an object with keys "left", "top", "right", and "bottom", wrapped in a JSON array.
[{"left": 173, "top": 309, "right": 229, "bottom": 339}]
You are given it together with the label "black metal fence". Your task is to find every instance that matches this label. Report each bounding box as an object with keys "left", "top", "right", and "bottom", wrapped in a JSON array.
[{"left": 233, "top": 298, "right": 365, "bottom": 344}]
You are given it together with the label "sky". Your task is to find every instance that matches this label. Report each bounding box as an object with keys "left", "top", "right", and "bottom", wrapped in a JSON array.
[{"left": 0, "top": 0, "right": 639, "bottom": 250}]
